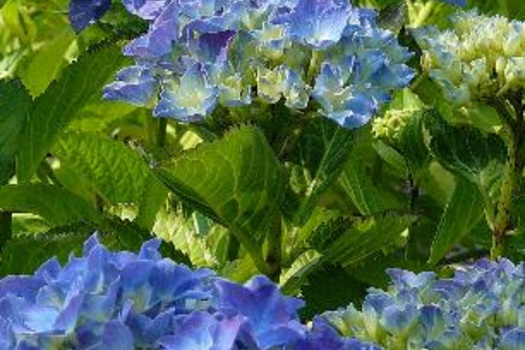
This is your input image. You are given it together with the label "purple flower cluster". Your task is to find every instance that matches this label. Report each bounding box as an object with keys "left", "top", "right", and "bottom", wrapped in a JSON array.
[
  {"left": 68, "top": 0, "right": 419, "bottom": 129},
  {"left": 0, "top": 234, "right": 378, "bottom": 349}
]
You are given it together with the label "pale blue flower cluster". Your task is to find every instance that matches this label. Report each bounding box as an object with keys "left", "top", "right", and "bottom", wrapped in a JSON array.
[
  {"left": 319, "top": 259, "right": 525, "bottom": 350},
  {"left": 100, "top": 0, "right": 415, "bottom": 128},
  {"left": 0, "top": 234, "right": 378, "bottom": 349}
]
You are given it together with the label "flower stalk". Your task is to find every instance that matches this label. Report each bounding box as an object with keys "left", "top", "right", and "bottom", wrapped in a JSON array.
[{"left": 491, "top": 92, "right": 525, "bottom": 259}]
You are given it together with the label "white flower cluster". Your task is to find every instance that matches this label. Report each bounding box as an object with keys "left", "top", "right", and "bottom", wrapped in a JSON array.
[{"left": 415, "top": 10, "right": 525, "bottom": 106}]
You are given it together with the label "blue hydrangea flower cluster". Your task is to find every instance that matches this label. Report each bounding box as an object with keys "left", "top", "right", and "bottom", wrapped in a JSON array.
[
  {"left": 0, "top": 234, "right": 378, "bottom": 349},
  {"left": 319, "top": 259, "right": 525, "bottom": 350},
  {"left": 91, "top": 0, "right": 416, "bottom": 129}
]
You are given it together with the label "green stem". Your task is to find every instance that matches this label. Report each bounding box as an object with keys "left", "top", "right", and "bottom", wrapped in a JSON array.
[
  {"left": 157, "top": 118, "right": 167, "bottom": 149},
  {"left": 491, "top": 94, "right": 524, "bottom": 259},
  {"left": 0, "top": 211, "right": 12, "bottom": 250},
  {"left": 266, "top": 215, "right": 282, "bottom": 281}
]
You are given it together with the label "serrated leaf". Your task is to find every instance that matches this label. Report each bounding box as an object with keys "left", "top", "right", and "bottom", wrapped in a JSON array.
[
  {"left": 154, "top": 125, "right": 284, "bottom": 241},
  {"left": 52, "top": 133, "right": 166, "bottom": 229},
  {"left": 429, "top": 177, "right": 484, "bottom": 265},
  {"left": 292, "top": 118, "right": 355, "bottom": 224},
  {"left": 0, "top": 80, "right": 30, "bottom": 184},
  {"left": 153, "top": 210, "right": 218, "bottom": 267},
  {"left": 426, "top": 111, "right": 506, "bottom": 185},
  {"left": 0, "top": 184, "right": 99, "bottom": 225},
  {"left": 16, "top": 45, "right": 130, "bottom": 181},
  {"left": 18, "top": 29, "right": 76, "bottom": 96}
]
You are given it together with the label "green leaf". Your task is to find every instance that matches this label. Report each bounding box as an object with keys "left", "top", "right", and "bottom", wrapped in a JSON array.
[
  {"left": 338, "top": 154, "right": 401, "bottom": 216},
  {"left": 16, "top": 45, "right": 130, "bottom": 181},
  {"left": 310, "top": 214, "right": 412, "bottom": 267},
  {"left": 0, "top": 80, "right": 30, "bottom": 184},
  {"left": 292, "top": 118, "right": 355, "bottom": 224},
  {"left": 153, "top": 209, "right": 219, "bottom": 267},
  {"left": 0, "top": 184, "right": 99, "bottom": 225},
  {"left": 154, "top": 125, "right": 284, "bottom": 240},
  {"left": 18, "top": 29, "right": 76, "bottom": 97},
  {"left": 429, "top": 177, "right": 485, "bottom": 265},
  {"left": 280, "top": 249, "right": 322, "bottom": 295},
  {"left": 425, "top": 111, "right": 506, "bottom": 185},
  {"left": 52, "top": 133, "right": 166, "bottom": 229}
]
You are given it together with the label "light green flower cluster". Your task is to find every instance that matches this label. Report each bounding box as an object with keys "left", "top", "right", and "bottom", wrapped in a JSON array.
[
  {"left": 372, "top": 89, "right": 424, "bottom": 144},
  {"left": 414, "top": 10, "right": 525, "bottom": 106}
]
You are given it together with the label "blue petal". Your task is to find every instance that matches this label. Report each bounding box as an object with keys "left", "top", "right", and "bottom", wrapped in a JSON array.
[
  {"left": 103, "top": 65, "right": 158, "bottom": 106},
  {"left": 122, "top": 0, "right": 171, "bottom": 19},
  {"left": 123, "top": 0, "right": 179, "bottom": 58},
  {"left": 69, "top": 0, "right": 112, "bottom": 33}
]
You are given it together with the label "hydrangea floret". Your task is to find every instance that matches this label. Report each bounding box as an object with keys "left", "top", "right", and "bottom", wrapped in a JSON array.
[
  {"left": 414, "top": 10, "right": 525, "bottom": 106},
  {"left": 319, "top": 259, "right": 525, "bottom": 350},
  {"left": 96, "top": 0, "right": 414, "bottom": 129},
  {"left": 0, "top": 234, "right": 379, "bottom": 349}
]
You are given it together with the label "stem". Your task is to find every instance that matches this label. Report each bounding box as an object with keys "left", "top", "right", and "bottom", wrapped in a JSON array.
[
  {"left": 157, "top": 118, "right": 167, "bottom": 149},
  {"left": 491, "top": 94, "right": 524, "bottom": 259},
  {"left": 266, "top": 215, "right": 282, "bottom": 281},
  {"left": 0, "top": 211, "right": 11, "bottom": 250}
]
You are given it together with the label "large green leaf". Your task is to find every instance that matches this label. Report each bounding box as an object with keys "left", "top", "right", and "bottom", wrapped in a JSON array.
[
  {"left": 291, "top": 118, "right": 355, "bottom": 224},
  {"left": 16, "top": 45, "right": 130, "bottom": 181},
  {"left": 154, "top": 125, "right": 284, "bottom": 243},
  {"left": 53, "top": 133, "right": 167, "bottom": 229},
  {"left": 426, "top": 111, "right": 506, "bottom": 185},
  {"left": 429, "top": 177, "right": 485, "bottom": 264},
  {"left": 0, "top": 184, "right": 99, "bottom": 225},
  {"left": 0, "top": 80, "right": 30, "bottom": 184}
]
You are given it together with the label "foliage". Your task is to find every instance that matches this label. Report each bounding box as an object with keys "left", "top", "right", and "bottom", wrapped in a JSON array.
[{"left": 1, "top": 0, "right": 525, "bottom": 345}]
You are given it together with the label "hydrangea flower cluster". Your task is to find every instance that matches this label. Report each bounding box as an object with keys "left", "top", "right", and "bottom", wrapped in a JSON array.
[
  {"left": 96, "top": 0, "right": 415, "bottom": 129},
  {"left": 0, "top": 234, "right": 378, "bottom": 349},
  {"left": 415, "top": 10, "right": 525, "bottom": 106},
  {"left": 319, "top": 259, "right": 525, "bottom": 350}
]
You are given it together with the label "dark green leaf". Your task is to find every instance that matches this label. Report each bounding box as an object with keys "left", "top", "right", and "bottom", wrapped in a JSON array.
[
  {"left": 429, "top": 177, "right": 485, "bottom": 264},
  {"left": 425, "top": 111, "right": 506, "bottom": 185},
  {"left": 0, "top": 80, "right": 30, "bottom": 184},
  {"left": 292, "top": 118, "right": 355, "bottom": 224}
]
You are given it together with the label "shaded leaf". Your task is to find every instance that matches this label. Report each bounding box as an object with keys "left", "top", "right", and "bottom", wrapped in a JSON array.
[
  {"left": 425, "top": 111, "right": 506, "bottom": 185},
  {"left": 429, "top": 177, "right": 485, "bottom": 264},
  {"left": 0, "top": 80, "right": 30, "bottom": 184},
  {"left": 292, "top": 118, "right": 355, "bottom": 224}
]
